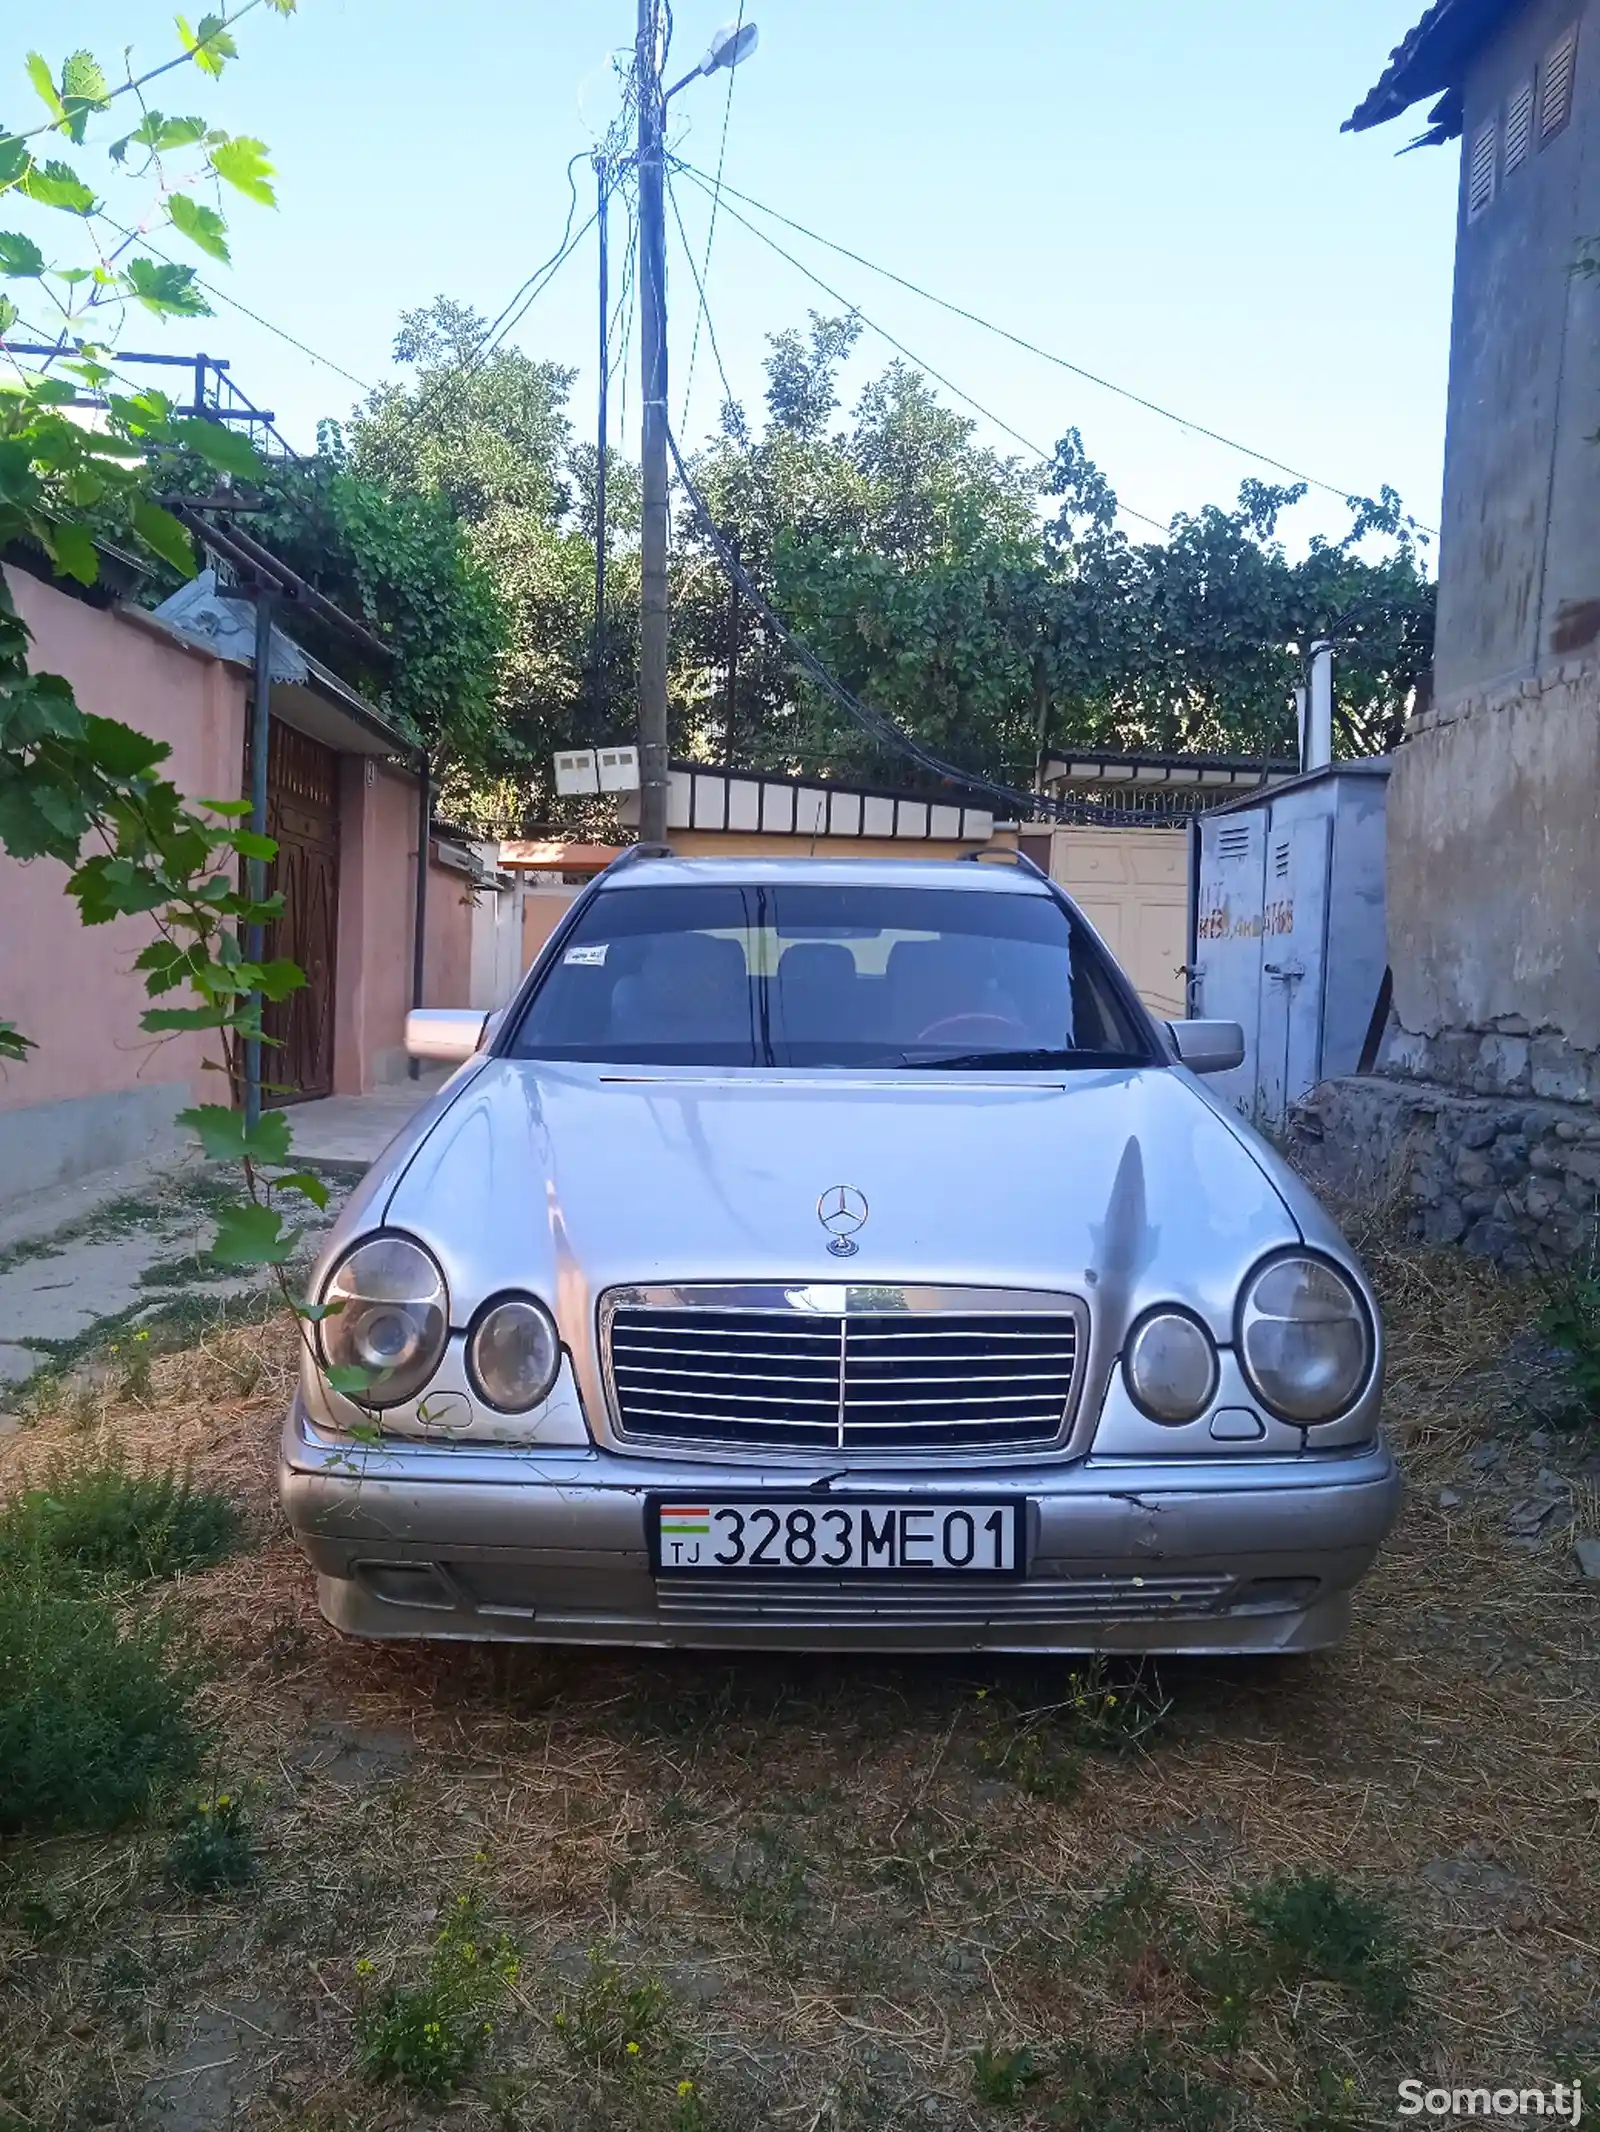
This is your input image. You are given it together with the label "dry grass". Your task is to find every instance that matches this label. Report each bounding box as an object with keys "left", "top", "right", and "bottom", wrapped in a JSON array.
[{"left": 1, "top": 1235, "right": 1597, "bottom": 2132}]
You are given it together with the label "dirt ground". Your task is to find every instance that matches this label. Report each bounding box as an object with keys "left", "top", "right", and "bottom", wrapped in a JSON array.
[{"left": 0, "top": 1223, "right": 1597, "bottom": 2132}]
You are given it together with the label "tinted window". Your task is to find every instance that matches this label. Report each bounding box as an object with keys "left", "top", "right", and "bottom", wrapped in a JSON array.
[{"left": 507, "top": 884, "right": 1156, "bottom": 1068}]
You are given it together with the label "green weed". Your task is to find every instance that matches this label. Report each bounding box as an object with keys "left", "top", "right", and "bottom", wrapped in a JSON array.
[
  {"left": 553, "top": 1944, "right": 675, "bottom": 2071},
  {"left": 0, "top": 1459, "right": 240, "bottom": 1585},
  {"left": 1080, "top": 1863, "right": 1183, "bottom": 1966},
  {"left": 1241, "top": 1872, "right": 1413, "bottom": 2025},
  {"left": 975, "top": 1722, "right": 1084, "bottom": 1801},
  {"left": 1537, "top": 1266, "right": 1600, "bottom": 1426},
  {"left": 0, "top": 1577, "right": 200, "bottom": 1833},
  {"left": 698, "top": 1825, "right": 810, "bottom": 1938},
  {"left": 355, "top": 1893, "right": 520, "bottom": 2099},
  {"left": 971, "top": 2042, "right": 1040, "bottom": 2106},
  {"left": 1185, "top": 1929, "right": 1267, "bottom": 2053},
  {"left": 166, "top": 1784, "right": 257, "bottom": 1894},
  {"left": 1045, "top": 2041, "right": 1231, "bottom": 2130}
]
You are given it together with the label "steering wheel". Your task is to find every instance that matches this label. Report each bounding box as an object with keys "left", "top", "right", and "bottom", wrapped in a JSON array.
[{"left": 913, "top": 1011, "right": 1030, "bottom": 1046}]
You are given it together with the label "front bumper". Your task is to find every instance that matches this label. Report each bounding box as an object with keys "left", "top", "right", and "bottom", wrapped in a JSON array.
[{"left": 278, "top": 1397, "right": 1401, "bottom": 1654}]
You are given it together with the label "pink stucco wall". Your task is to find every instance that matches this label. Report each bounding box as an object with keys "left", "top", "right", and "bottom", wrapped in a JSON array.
[
  {"left": 332, "top": 757, "right": 419, "bottom": 1093},
  {"left": 327, "top": 767, "right": 477, "bottom": 1090},
  {"left": 0, "top": 567, "right": 247, "bottom": 1119}
]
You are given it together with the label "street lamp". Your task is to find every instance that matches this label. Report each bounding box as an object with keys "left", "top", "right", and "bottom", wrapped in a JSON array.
[{"left": 666, "top": 19, "right": 760, "bottom": 101}]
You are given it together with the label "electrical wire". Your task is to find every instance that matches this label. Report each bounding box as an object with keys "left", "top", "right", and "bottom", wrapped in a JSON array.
[
  {"left": 669, "top": 172, "right": 1172, "bottom": 535},
  {"left": 673, "top": 157, "right": 1436, "bottom": 535},
  {"left": 93, "top": 219, "right": 376, "bottom": 393},
  {"left": 610, "top": 200, "right": 640, "bottom": 448},
  {"left": 386, "top": 153, "right": 596, "bottom": 444},
  {"left": 664, "top": 420, "right": 1212, "bottom": 827},
  {"left": 666, "top": 172, "right": 739, "bottom": 424},
  {"left": 679, "top": 0, "right": 744, "bottom": 431}
]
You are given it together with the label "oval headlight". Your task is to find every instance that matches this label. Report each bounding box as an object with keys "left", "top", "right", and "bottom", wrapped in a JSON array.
[
  {"left": 317, "top": 1234, "right": 449, "bottom": 1408},
  {"left": 1124, "top": 1308, "right": 1219, "bottom": 1423},
  {"left": 467, "top": 1294, "right": 561, "bottom": 1413},
  {"left": 1237, "top": 1254, "right": 1373, "bottom": 1422}
]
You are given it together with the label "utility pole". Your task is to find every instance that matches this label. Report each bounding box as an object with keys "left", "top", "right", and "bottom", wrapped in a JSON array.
[
  {"left": 635, "top": 0, "right": 671, "bottom": 844},
  {"left": 592, "top": 152, "right": 610, "bottom": 725}
]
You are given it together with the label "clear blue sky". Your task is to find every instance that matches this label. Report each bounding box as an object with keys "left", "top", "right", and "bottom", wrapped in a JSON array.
[{"left": 29, "top": 1, "right": 1456, "bottom": 549}]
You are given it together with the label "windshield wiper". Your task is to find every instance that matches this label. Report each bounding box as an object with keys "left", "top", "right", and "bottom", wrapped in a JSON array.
[{"left": 897, "top": 1047, "right": 1145, "bottom": 1071}]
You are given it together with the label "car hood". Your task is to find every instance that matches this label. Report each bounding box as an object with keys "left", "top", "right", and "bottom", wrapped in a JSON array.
[{"left": 376, "top": 1058, "right": 1301, "bottom": 1341}]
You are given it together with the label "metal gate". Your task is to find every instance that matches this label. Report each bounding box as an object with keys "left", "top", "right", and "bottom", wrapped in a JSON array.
[
  {"left": 1192, "top": 814, "right": 1265, "bottom": 1117},
  {"left": 262, "top": 718, "right": 339, "bottom": 1102}
]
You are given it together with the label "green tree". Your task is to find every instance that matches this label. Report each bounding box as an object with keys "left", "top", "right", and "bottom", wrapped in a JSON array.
[
  {"left": 671, "top": 315, "right": 1435, "bottom": 794},
  {"left": 340, "top": 297, "right": 640, "bottom": 830}
]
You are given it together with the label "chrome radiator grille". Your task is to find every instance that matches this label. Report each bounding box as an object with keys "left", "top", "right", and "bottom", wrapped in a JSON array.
[{"left": 604, "top": 1288, "right": 1082, "bottom": 1454}]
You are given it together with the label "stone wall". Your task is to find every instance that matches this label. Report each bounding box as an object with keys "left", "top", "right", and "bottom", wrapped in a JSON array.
[{"left": 1290, "top": 1076, "right": 1600, "bottom": 1270}]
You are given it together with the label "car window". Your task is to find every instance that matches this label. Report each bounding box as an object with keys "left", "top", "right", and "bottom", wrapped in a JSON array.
[{"left": 506, "top": 883, "right": 1157, "bottom": 1068}]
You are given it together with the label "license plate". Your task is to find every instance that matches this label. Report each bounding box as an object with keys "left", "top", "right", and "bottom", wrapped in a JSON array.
[{"left": 650, "top": 1498, "right": 1024, "bottom": 1575}]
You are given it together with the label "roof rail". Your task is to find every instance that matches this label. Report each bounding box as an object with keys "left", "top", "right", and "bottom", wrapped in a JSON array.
[
  {"left": 961, "top": 842, "right": 1051, "bottom": 883},
  {"left": 603, "top": 841, "right": 675, "bottom": 875}
]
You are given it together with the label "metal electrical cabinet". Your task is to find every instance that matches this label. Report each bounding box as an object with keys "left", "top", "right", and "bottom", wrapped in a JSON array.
[{"left": 1189, "top": 762, "right": 1390, "bottom": 1129}]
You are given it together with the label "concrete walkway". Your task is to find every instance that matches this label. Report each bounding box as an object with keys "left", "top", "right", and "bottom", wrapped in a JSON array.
[
  {"left": 284, "top": 1069, "right": 448, "bottom": 1169},
  {"left": 0, "top": 1072, "right": 448, "bottom": 1404}
]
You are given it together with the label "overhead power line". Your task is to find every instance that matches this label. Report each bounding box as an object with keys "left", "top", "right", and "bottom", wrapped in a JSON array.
[
  {"left": 679, "top": 0, "right": 746, "bottom": 429},
  {"left": 669, "top": 170, "right": 1171, "bottom": 535},
  {"left": 666, "top": 173, "right": 739, "bottom": 424},
  {"left": 672, "top": 157, "right": 1436, "bottom": 535}
]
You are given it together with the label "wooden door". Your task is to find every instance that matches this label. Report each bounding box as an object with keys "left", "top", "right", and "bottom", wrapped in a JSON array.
[{"left": 262, "top": 718, "right": 339, "bottom": 1102}]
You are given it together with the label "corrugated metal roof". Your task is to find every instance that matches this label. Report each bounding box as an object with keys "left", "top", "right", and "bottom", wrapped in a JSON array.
[{"left": 1344, "top": 0, "right": 1520, "bottom": 133}]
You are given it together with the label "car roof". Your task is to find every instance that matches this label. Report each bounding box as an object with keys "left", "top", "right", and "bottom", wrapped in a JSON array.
[{"left": 597, "top": 855, "right": 1052, "bottom": 894}]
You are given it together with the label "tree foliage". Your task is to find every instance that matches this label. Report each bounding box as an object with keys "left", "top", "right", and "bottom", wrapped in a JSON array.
[
  {"left": 671, "top": 313, "right": 1436, "bottom": 797},
  {"left": 339, "top": 297, "right": 641, "bottom": 830},
  {"left": 0, "top": 13, "right": 344, "bottom": 1313}
]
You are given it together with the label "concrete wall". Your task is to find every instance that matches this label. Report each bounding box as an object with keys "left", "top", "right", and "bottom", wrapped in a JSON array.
[
  {"left": 1382, "top": 0, "right": 1600, "bottom": 1100},
  {"left": 1436, "top": 0, "right": 1600, "bottom": 698},
  {"left": 0, "top": 570, "right": 247, "bottom": 1198}
]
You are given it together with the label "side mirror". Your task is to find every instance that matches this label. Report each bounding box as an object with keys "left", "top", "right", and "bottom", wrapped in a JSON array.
[
  {"left": 406, "top": 1008, "right": 489, "bottom": 1065},
  {"left": 1166, "top": 1019, "right": 1246, "bottom": 1075}
]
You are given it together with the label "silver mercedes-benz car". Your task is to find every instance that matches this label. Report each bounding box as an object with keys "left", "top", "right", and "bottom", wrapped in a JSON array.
[{"left": 279, "top": 848, "right": 1399, "bottom": 1655}]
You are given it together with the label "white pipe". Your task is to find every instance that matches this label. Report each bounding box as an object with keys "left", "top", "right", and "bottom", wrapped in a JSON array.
[
  {"left": 1293, "top": 684, "right": 1308, "bottom": 771},
  {"left": 1307, "top": 642, "right": 1333, "bottom": 771}
]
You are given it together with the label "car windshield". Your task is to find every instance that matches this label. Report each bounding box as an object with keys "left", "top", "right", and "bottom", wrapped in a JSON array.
[{"left": 506, "top": 882, "right": 1157, "bottom": 1069}]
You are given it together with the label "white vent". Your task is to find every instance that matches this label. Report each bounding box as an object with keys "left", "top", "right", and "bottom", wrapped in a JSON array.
[
  {"left": 1467, "top": 117, "right": 1498, "bottom": 218},
  {"left": 1541, "top": 24, "right": 1578, "bottom": 141},
  {"left": 1273, "top": 837, "right": 1291, "bottom": 880},
  {"left": 1218, "top": 825, "right": 1251, "bottom": 860},
  {"left": 1504, "top": 75, "right": 1535, "bottom": 172}
]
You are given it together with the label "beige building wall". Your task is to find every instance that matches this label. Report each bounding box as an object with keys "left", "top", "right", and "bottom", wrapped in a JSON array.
[{"left": 1044, "top": 825, "right": 1189, "bottom": 1020}]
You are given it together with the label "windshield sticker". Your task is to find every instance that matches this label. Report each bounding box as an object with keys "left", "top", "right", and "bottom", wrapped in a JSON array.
[{"left": 564, "top": 942, "right": 609, "bottom": 967}]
